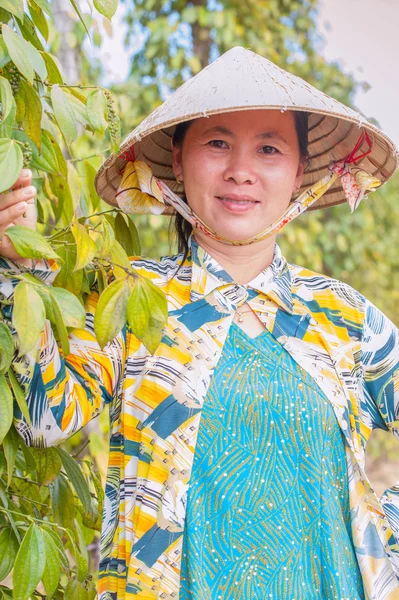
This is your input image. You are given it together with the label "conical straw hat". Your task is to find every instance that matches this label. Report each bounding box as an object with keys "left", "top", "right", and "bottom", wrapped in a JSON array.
[{"left": 95, "top": 46, "right": 398, "bottom": 212}]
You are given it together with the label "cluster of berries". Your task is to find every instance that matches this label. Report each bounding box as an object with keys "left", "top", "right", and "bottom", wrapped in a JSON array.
[
  {"left": 8, "top": 67, "right": 20, "bottom": 94},
  {"left": 104, "top": 90, "right": 118, "bottom": 139},
  {"left": 22, "top": 142, "right": 33, "bottom": 167}
]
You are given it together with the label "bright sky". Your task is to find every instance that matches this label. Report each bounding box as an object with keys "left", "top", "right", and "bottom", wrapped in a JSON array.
[{"left": 97, "top": 0, "right": 399, "bottom": 148}]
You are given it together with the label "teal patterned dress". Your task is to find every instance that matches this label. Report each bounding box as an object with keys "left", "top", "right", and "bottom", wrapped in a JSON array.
[{"left": 180, "top": 323, "right": 365, "bottom": 599}]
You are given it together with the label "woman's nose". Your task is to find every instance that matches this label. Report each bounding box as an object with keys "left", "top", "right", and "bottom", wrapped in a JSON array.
[{"left": 223, "top": 151, "right": 257, "bottom": 185}]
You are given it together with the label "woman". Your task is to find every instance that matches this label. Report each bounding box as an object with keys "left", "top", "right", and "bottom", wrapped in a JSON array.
[{"left": 1, "top": 47, "right": 398, "bottom": 599}]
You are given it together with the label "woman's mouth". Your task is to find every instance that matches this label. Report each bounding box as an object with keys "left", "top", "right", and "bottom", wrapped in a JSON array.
[{"left": 216, "top": 195, "right": 260, "bottom": 213}]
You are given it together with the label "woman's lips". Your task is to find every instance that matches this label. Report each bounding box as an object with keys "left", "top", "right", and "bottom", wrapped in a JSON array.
[{"left": 216, "top": 195, "right": 260, "bottom": 213}]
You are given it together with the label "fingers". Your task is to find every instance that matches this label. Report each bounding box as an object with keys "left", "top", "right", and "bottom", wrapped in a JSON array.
[
  {"left": 12, "top": 168, "right": 33, "bottom": 191},
  {"left": 0, "top": 182, "right": 37, "bottom": 211}
]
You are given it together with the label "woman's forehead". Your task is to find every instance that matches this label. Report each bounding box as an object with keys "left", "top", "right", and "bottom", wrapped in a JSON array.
[{"left": 188, "top": 109, "right": 296, "bottom": 136}]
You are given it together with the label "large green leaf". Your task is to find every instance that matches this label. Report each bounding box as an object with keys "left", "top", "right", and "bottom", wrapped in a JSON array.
[
  {"left": 41, "top": 51, "right": 63, "bottom": 84},
  {"left": 30, "top": 447, "right": 62, "bottom": 485},
  {"left": 41, "top": 529, "right": 61, "bottom": 599},
  {"left": 13, "top": 523, "right": 46, "bottom": 600},
  {"left": 30, "top": 129, "right": 60, "bottom": 174},
  {"left": 106, "top": 239, "right": 132, "bottom": 279},
  {"left": 0, "top": 321, "right": 13, "bottom": 376},
  {"left": 8, "top": 368, "right": 31, "bottom": 425},
  {"left": 53, "top": 233, "right": 83, "bottom": 296},
  {"left": 12, "top": 280, "right": 46, "bottom": 355},
  {"left": 0, "top": 95, "right": 15, "bottom": 138},
  {"left": 57, "top": 447, "right": 93, "bottom": 515},
  {"left": 0, "top": 138, "right": 23, "bottom": 193},
  {"left": 48, "top": 291, "right": 70, "bottom": 355},
  {"left": 2, "top": 24, "right": 34, "bottom": 83},
  {"left": 94, "top": 0, "right": 118, "bottom": 20},
  {"left": 51, "top": 85, "right": 78, "bottom": 146},
  {"left": 0, "top": 375, "right": 13, "bottom": 444},
  {"left": 3, "top": 426, "right": 19, "bottom": 487},
  {"left": 30, "top": 0, "right": 53, "bottom": 18},
  {"left": 94, "top": 277, "right": 130, "bottom": 348},
  {"left": 17, "top": 79, "right": 42, "bottom": 149},
  {"left": 0, "top": 528, "right": 18, "bottom": 581},
  {"left": 50, "top": 473, "right": 75, "bottom": 529},
  {"left": 71, "top": 215, "right": 98, "bottom": 271},
  {"left": 0, "top": 75, "right": 13, "bottom": 121},
  {"left": 115, "top": 212, "right": 136, "bottom": 257},
  {"left": 0, "top": 35, "right": 11, "bottom": 68},
  {"left": 86, "top": 88, "right": 108, "bottom": 133},
  {"left": 49, "top": 286, "right": 86, "bottom": 329},
  {"left": 4, "top": 225, "right": 60, "bottom": 261},
  {"left": 127, "top": 277, "right": 168, "bottom": 353},
  {"left": 29, "top": 4, "right": 49, "bottom": 42},
  {"left": 0, "top": 0, "right": 24, "bottom": 20}
]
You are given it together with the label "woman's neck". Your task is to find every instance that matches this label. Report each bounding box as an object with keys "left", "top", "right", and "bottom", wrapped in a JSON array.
[{"left": 193, "top": 232, "right": 277, "bottom": 285}]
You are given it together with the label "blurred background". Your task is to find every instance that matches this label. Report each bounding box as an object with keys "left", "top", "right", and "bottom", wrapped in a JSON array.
[{"left": 53, "top": 0, "right": 398, "bottom": 502}]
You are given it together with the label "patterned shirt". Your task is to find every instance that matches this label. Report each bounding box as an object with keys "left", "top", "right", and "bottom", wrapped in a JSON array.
[{"left": 1, "top": 235, "right": 398, "bottom": 600}]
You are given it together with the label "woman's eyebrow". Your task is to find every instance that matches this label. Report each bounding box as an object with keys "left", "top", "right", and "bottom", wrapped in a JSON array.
[
  {"left": 256, "top": 131, "right": 289, "bottom": 144},
  {"left": 202, "top": 125, "right": 233, "bottom": 136}
]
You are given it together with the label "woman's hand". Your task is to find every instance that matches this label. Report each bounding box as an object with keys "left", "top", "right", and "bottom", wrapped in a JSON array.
[{"left": 0, "top": 169, "right": 38, "bottom": 264}]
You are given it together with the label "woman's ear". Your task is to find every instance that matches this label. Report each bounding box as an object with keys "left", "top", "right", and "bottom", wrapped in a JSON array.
[
  {"left": 171, "top": 141, "right": 184, "bottom": 182},
  {"left": 294, "top": 159, "right": 306, "bottom": 194}
]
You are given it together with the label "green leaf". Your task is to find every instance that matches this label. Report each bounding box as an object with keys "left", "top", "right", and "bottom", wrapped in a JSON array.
[
  {"left": 107, "top": 239, "right": 132, "bottom": 279},
  {"left": 30, "top": 0, "right": 53, "bottom": 18},
  {"left": 29, "top": 4, "right": 49, "bottom": 42},
  {"left": 3, "top": 426, "right": 19, "bottom": 487},
  {"left": 115, "top": 212, "right": 136, "bottom": 257},
  {"left": 0, "top": 35, "right": 11, "bottom": 68},
  {"left": 49, "top": 291, "right": 70, "bottom": 355},
  {"left": 67, "top": 92, "right": 91, "bottom": 128},
  {"left": 0, "top": 0, "right": 24, "bottom": 20},
  {"left": 67, "top": 0, "right": 90, "bottom": 38},
  {"left": 0, "top": 375, "right": 13, "bottom": 444},
  {"left": 57, "top": 447, "right": 93, "bottom": 515},
  {"left": 41, "top": 51, "right": 63, "bottom": 84},
  {"left": 2, "top": 24, "right": 34, "bottom": 83},
  {"left": 50, "top": 473, "right": 75, "bottom": 529},
  {"left": 51, "top": 85, "right": 78, "bottom": 146},
  {"left": 30, "top": 447, "right": 62, "bottom": 485},
  {"left": 8, "top": 368, "right": 31, "bottom": 425},
  {"left": 13, "top": 523, "right": 46, "bottom": 600},
  {"left": 127, "top": 277, "right": 168, "bottom": 353},
  {"left": 52, "top": 233, "right": 83, "bottom": 296},
  {"left": 0, "top": 322, "right": 13, "bottom": 376},
  {"left": 0, "top": 528, "right": 18, "bottom": 581},
  {"left": 86, "top": 88, "right": 108, "bottom": 133},
  {"left": 94, "top": 277, "right": 130, "bottom": 349},
  {"left": 0, "top": 96, "right": 15, "bottom": 138},
  {"left": 40, "top": 525, "right": 68, "bottom": 570},
  {"left": 94, "top": 0, "right": 118, "bottom": 20},
  {"left": 0, "top": 76, "right": 13, "bottom": 122},
  {"left": 49, "top": 286, "right": 86, "bottom": 329},
  {"left": 83, "top": 160, "right": 101, "bottom": 210},
  {"left": 71, "top": 215, "right": 98, "bottom": 271},
  {"left": 30, "top": 129, "right": 60, "bottom": 174},
  {"left": 17, "top": 79, "right": 42, "bottom": 149},
  {"left": 41, "top": 529, "right": 61, "bottom": 599},
  {"left": 4, "top": 225, "right": 60, "bottom": 261},
  {"left": 0, "top": 138, "right": 23, "bottom": 193},
  {"left": 12, "top": 281, "right": 46, "bottom": 355},
  {"left": 16, "top": 13, "right": 45, "bottom": 53},
  {"left": 65, "top": 578, "right": 89, "bottom": 600},
  {"left": 127, "top": 215, "right": 141, "bottom": 255},
  {"left": 19, "top": 440, "right": 36, "bottom": 474}
]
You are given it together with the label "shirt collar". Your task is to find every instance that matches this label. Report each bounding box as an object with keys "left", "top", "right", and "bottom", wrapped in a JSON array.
[{"left": 189, "top": 235, "right": 293, "bottom": 314}]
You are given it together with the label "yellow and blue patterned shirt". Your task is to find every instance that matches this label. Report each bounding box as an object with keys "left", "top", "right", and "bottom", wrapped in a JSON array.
[{"left": 1, "top": 235, "right": 398, "bottom": 599}]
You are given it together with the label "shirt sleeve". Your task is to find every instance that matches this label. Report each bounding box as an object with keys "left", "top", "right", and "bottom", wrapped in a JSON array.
[
  {"left": 361, "top": 298, "right": 399, "bottom": 438},
  {"left": 0, "top": 257, "right": 126, "bottom": 447}
]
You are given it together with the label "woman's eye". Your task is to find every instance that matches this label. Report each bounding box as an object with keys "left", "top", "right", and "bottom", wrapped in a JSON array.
[
  {"left": 208, "top": 140, "right": 228, "bottom": 148},
  {"left": 260, "top": 145, "right": 278, "bottom": 154}
]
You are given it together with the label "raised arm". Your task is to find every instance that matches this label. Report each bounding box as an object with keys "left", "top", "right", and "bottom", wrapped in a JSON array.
[{"left": 0, "top": 170, "right": 126, "bottom": 447}]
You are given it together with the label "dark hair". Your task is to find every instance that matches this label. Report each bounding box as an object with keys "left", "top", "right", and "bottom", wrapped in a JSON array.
[{"left": 172, "top": 111, "right": 309, "bottom": 257}]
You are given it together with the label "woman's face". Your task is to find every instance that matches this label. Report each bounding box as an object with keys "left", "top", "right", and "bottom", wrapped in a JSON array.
[{"left": 172, "top": 109, "right": 305, "bottom": 242}]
